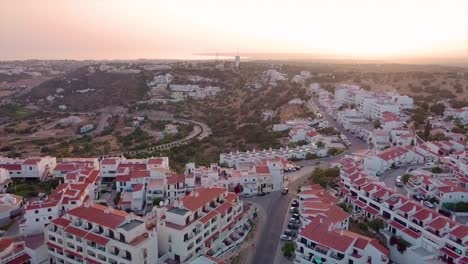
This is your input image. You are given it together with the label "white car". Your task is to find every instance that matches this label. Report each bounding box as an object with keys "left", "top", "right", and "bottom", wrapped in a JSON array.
[
  {"left": 423, "top": 201, "right": 435, "bottom": 208},
  {"left": 241, "top": 193, "right": 253, "bottom": 198},
  {"left": 280, "top": 234, "right": 293, "bottom": 241}
]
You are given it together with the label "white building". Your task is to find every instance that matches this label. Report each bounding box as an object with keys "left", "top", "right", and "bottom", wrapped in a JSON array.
[
  {"left": 45, "top": 203, "right": 158, "bottom": 264},
  {"left": 156, "top": 187, "right": 254, "bottom": 263},
  {"left": 0, "top": 156, "right": 57, "bottom": 180},
  {"left": 0, "top": 193, "right": 22, "bottom": 225}
]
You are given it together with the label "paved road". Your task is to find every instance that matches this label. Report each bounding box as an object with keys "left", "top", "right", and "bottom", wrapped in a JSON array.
[{"left": 244, "top": 191, "right": 293, "bottom": 264}]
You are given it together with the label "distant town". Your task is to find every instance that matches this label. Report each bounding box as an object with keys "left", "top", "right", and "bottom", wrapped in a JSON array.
[{"left": 0, "top": 58, "right": 467, "bottom": 264}]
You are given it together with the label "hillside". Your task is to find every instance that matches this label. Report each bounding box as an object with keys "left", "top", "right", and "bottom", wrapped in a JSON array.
[{"left": 21, "top": 66, "right": 151, "bottom": 111}]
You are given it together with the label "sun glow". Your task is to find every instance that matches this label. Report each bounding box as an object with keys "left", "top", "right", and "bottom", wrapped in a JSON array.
[{"left": 0, "top": 0, "right": 467, "bottom": 60}]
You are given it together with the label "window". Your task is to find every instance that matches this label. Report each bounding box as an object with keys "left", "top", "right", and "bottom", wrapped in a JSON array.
[
  {"left": 48, "top": 208, "right": 52, "bottom": 212},
  {"left": 35, "top": 210, "right": 39, "bottom": 214},
  {"left": 49, "top": 216, "right": 52, "bottom": 220},
  {"left": 36, "top": 218, "right": 39, "bottom": 222}
]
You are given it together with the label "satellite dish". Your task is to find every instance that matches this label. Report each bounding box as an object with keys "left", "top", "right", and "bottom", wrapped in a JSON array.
[{"left": 159, "top": 201, "right": 164, "bottom": 207}]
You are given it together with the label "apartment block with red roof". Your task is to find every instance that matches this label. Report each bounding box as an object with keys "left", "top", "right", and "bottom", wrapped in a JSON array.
[
  {"left": 363, "top": 146, "right": 423, "bottom": 175},
  {"left": 156, "top": 187, "right": 254, "bottom": 263},
  {"left": 0, "top": 156, "right": 57, "bottom": 180},
  {"left": 0, "top": 235, "right": 49, "bottom": 264},
  {"left": 52, "top": 158, "right": 99, "bottom": 178},
  {"left": 45, "top": 203, "right": 158, "bottom": 264},
  {"left": 19, "top": 170, "right": 100, "bottom": 236},
  {"left": 294, "top": 184, "right": 389, "bottom": 264},
  {"left": 295, "top": 218, "right": 389, "bottom": 264},
  {"left": 339, "top": 157, "right": 468, "bottom": 264}
]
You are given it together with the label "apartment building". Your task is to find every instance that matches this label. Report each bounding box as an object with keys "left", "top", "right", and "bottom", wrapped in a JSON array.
[
  {"left": 156, "top": 187, "right": 253, "bottom": 263},
  {"left": 0, "top": 156, "right": 57, "bottom": 180},
  {"left": 45, "top": 203, "right": 158, "bottom": 264},
  {"left": 339, "top": 157, "right": 468, "bottom": 264},
  {"left": 370, "top": 100, "right": 400, "bottom": 120},
  {"left": 0, "top": 168, "right": 11, "bottom": 193},
  {"left": 444, "top": 107, "right": 468, "bottom": 124},
  {"left": 0, "top": 235, "right": 49, "bottom": 264},
  {"left": 294, "top": 184, "right": 389, "bottom": 264},
  {"left": 295, "top": 218, "right": 389, "bottom": 264},
  {"left": 20, "top": 169, "right": 100, "bottom": 235},
  {"left": 101, "top": 157, "right": 170, "bottom": 180},
  {"left": 53, "top": 158, "right": 99, "bottom": 178},
  {"left": 0, "top": 193, "right": 22, "bottom": 225},
  {"left": 363, "top": 146, "right": 423, "bottom": 175}
]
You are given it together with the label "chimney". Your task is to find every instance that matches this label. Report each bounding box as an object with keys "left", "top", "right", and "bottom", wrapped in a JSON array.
[
  {"left": 194, "top": 192, "right": 199, "bottom": 198},
  {"left": 340, "top": 230, "right": 344, "bottom": 236},
  {"left": 320, "top": 218, "right": 323, "bottom": 223},
  {"left": 179, "top": 201, "right": 184, "bottom": 209},
  {"left": 328, "top": 223, "right": 333, "bottom": 232}
]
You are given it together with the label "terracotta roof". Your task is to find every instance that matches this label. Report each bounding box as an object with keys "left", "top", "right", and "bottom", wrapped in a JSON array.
[
  {"left": 199, "top": 210, "right": 218, "bottom": 224},
  {"left": 101, "top": 158, "right": 119, "bottom": 165},
  {"left": 65, "top": 226, "right": 88, "bottom": 238},
  {"left": 179, "top": 187, "right": 226, "bottom": 212},
  {"left": 369, "top": 239, "right": 389, "bottom": 256},
  {"left": 255, "top": 165, "right": 270, "bottom": 174},
  {"left": 215, "top": 202, "right": 232, "bottom": 214},
  {"left": 450, "top": 225, "right": 468, "bottom": 240},
  {"left": 84, "top": 232, "right": 109, "bottom": 245},
  {"left": 133, "top": 184, "right": 144, "bottom": 192},
  {"left": 440, "top": 246, "right": 461, "bottom": 260},
  {"left": 67, "top": 204, "right": 127, "bottom": 229},
  {"left": 0, "top": 238, "right": 14, "bottom": 251},
  {"left": 299, "top": 218, "right": 354, "bottom": 253},
  {"left": 167, "top": 174, "right": 185, "bottom": 184},
  {"left": 51, "top": 217, "right": 71, "bottom": 228},
  {"left": 412, "top": 209, "right": 433, "bottom": 221},
  {"left": 5, "top": 253, "right": 30, "bottom": 264},
  {"left": 0, "top": 164, "right": 21, "bottom": 171},
  {"left": 130, "top": 170, "right": 150, "bottom": 178},
  {"left": 354, "top": 238, "right": 369, "bottom": 250},
  {"left": 427, "top": 216, "right": 456, "bottom": 231}
]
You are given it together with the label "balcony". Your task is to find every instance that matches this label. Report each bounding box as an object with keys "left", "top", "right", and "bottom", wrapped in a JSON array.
[
  {"left": 314, "top": 246, "right": 329, "bottom": 256},
  {"left": 329, "top": 252, "right": 344, "bottom": 260}
]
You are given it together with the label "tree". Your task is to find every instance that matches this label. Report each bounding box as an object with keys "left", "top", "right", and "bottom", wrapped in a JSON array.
[
  {"left": 402, "top": 174, "right": 412, "bottom": 184},
  {"left": 368, "top": 219, "right": 384, "bottom": 232},
  {"left": 316, "top": 141, "right": 325, "bottom": 148},
  {"left": 423, "top": 120, "right": 431, "bottom": 140},
  {"left": 429, "top": 103, "right": 446, "bottom": 116},
  {"left": 338, "top": 202, "right": 352, "bottom": 213},
  {"left": 305, "top": 152, "right": 318, "bottom": 160},
  {"left": 283, "top": 241, "right": 295, "bottom": 257},
  {"left": 373, "top": 120, "right": 381, "bottom": 129},
  {"left": 431, "top": 167, "right": 443, "bottom": 174},
  {"left": 152, "top": 197, "right": 163, "bottom": 206}
]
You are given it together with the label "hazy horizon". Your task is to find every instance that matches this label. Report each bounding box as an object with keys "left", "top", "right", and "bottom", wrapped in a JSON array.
[{"left": 1, "top": 0, "right": 468, "bottom": 62}]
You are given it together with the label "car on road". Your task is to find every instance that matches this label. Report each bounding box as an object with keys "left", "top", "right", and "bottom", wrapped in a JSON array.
[
  {"left": 287, "top": 223, "right": 300, "bottom": 230},
  {"left": 241, "top": 193, "right": 253, "bottom": 198},
  {"left": 289, "top": 207, "right": 298, "bottom": 213},
  {"left": 292, "top": 214, "right": 300, "bottom": 220},
  {"left": 395, "top": 176, "right": 404, "bottom": 187},
  {"left": 291, "top": 200, "right": 299, "bottom": 207},
  {"left": 284, "top": 229, "right": 297, "bottom": 238},
  {"left": 282, "top": 188, "right": 289, "bottom": 195},
  {"left": 438, "top": 208, "right": 452, "bottom": 217},
  {"left": 423, "top": 201, "right": 435, "bottom": 209},
  {"left": 257, "top": 192, "right": 266, "bottom": 196},
  {"left": 289, "top": 218, "right": 301, "bottom": 224},
  {"left": 406, "top": 168, "right": 414, "bottom": 173},
  {"left": 280, "top": 234, "right": 293, "bottom": 241},
  {"left": 413, "top": 194, "right": 423, "bottom": 201}
]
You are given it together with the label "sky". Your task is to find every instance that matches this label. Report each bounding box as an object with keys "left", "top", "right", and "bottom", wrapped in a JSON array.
[{"left": 0, "top": 0, "right": 467, "bottom": 61}]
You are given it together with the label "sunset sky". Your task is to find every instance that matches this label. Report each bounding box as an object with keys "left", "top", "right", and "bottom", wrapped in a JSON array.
[{"left": 1, "top": 0, "right": 467, "bottom": 60}]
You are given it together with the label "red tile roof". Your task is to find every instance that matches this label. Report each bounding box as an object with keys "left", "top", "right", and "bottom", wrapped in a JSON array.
[
  {"left": 450, "top": 225, "right": 468, "bottom": 240},
  {"left": 427, "top": 216, "right": 456, "bottom": 231},
  {"left": 180, "top": 187, "right": 226, "bottom": 212},
  {"left": 133, "top": 184, "right": 144, "bottom": 192},
  {"left": 167, "top": 173, "right": 185, "bottom": 185},
  {"left": 67, "top": 204, "right": 127, "bottom": 229},
  {"left": 0, "top": 164, "right": 21, "bottom": 171},
  {"left": 65, "top": 226, "right": 88, "bottom": 238},
  {"left": 0, "top": 238, "right": 14, "bottom": 251},
  {"left": 215, "top": 202, "right": 232, "bottom": 214},
  {"left": 299, "top": 218, "right": 355, "bottom": 253},
  {"left": 199, "top": 210, "right": 218, "bottom": 224},
  {"left": 377, "top": 146, "right": 409, "bottom": 161},
  {"left": 101, "top": 158, "right": 119, "bottom": 165},
  {"left": 369, "top": 239, "right": 389, "bottom": 256},
  {"left": 84, "top": 232, "right": 109, "bottom": 245},
  {"left": 402, "top": 228, "right": 421, "bottom": 239},
  {"left": 255, "top": 165, "right": 270, "bottom": 174},
  {"left": 353, "top": 238, "right": 368, "bottom": 250},
  {"left": 412, "top": 209, "right": 433, "bottom": 221},
  {"left": 440, "top": 246, "right": 461, "bottom": 260},
  {"left": 5, "top": 253, "right": 30, "bottom": 264},
  {"left": 50, "top": 217, "right": 71, "bottom": 228}
]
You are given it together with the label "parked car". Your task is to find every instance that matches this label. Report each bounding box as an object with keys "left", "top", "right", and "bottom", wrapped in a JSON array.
[
  {"left": 287, "top": 223, "right": 300, "bottom": 230},
  {"left": 423, "top": 201, "right": 435, "bottom": 209},
  {"left": 413, "top": 194, "right": 423, "bottom": 201},
  {"left": 241, "top": 193, "right": 253, "bottom": 198},
  {"left": 406, "top": 168, "right": 414, "bottom": 173},
  {"left": 438, "top": 208, "right": 452, "bottom": 217},
  {"left": 282, "top": 188, "right": 289, "bottom": 195},
  {"left": 395, "top": 176, "right": 404, "bottom": 187},
  {"left": 257, "top": 192, "right": 266, "bottom": 196},
  {"left": 280, "top": 234, "right": 292, "bottom": 241},
  {"left": 289, "top": 207, "right": 296, "bottom": 213},
  {"left": 289, "top": 218, "right": 301, "bottom": 224},
  {"left": 292, "top": 214, "right": 300, "bottom": 220},
  {"left": 284, "top": 229, "right": 297, "bottom": 238},
  {"left": 291, "top": 199, "right": 299, "bottom": 207}
]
